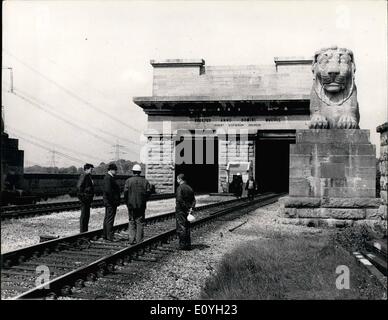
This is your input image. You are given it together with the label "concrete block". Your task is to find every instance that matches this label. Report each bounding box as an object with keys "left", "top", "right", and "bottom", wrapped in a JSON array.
[
  {"left": 322, "top": 187, "right": 375, "bottom": 198},
  {"left": 295, "top": 129, "right": 370, "bottom": 144},
  {"left": 354, "top": 179, "right": 377, "bottom": 189},
  {"left": 365, "top": 208, "right": 384, "bottom": 220},
  {"left": 324, "top": 178, "right": 350, "bottom": 188},
  {"left": 378, "top": 205, "right": 387, "bottom": 219},
  {"left": 289, "top": 208, "right": 365, "bottom": 219},
  {"left": 289, "top": 178, "right": 313, "bottom": 197},
  {"left": 280, "top": 218, "right": 355, "bottom": 228},
  {"left": 289, "top": 167, "right": 312, "bottom": 178},
  {"left": 346, "top": 167, "right": 376, "bottom": 177},
  {"left": 321, "top": 208, "right": 365, "bottom": 219},
  {"left": 349, "top": 144, "right": 376, "bottom": 155},
  {"left": 349, "top": 156, "right": 377, "bottom": 167},
  {"left": 283, "top": 196, "right": 321, "bottom": 208},
  {"left": 321, "top": 197, "right": 381, "bottom": 208},
  {"left": 320, "top": 163, "right": 345, "bottom": 178},
  {"left": 290, "top": 143, "right": 314, "bottom": 155},
  {"left": 296, "top": 208, "right": 323, "bottom": 218},
  {"left": 289, "top": 154, "right": 312, "bottom": 167},
  {"left": 283, "top": 207, "right": 297, "bottom": 218}
]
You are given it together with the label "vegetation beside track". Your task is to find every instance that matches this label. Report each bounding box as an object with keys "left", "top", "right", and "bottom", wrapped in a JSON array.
[{"left": 200, "top": 230, "right": 386, "bottom": 300}]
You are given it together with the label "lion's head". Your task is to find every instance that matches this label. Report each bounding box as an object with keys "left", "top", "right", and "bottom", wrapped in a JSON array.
[{"left": 312, "top": 46, "right": 356, "bottom": 104}]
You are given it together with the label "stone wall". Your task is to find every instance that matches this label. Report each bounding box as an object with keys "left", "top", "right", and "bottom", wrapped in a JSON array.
[
  {"left": 151, "top": 59, "right": 311, "bottom": 98},
  {"left": 377, "top": 122, "right": 388, "bottom": 205},
  {"left": 145, "top": 135, "right": 175, "bottom": 193}
]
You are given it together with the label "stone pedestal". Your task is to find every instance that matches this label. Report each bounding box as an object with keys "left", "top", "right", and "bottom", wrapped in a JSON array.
[{"left": 281, "top": 129, "right": 386, "bottom": 228}]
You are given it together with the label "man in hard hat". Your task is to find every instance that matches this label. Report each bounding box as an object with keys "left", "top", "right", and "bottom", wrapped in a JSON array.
[
  {"left": 124, "top": 164, "right": 151, "bottom": 244},
  {"left": 175, "top": 173, "right": 196, "bottom": 250},
  {"left": 103, "top": 163, "right": 121, "bottom": 241}
]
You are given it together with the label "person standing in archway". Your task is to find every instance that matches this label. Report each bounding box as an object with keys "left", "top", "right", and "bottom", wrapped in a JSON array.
[
  {"left": 246, "top": 176, "right": 257, "bottom": 201},
  {"left": 235, "top": 173, "right": 243, "bottom": 198}
]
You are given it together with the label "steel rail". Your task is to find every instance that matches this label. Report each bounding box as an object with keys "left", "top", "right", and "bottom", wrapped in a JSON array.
[
  {"left": 10, "top": 193, "right": 282, "bottom": 300},
  {"left": 1, "top": 193, "right": 177, "bottom": 219},
  {"left": 1, "top": 195, "right": 250, "bottom": 268}
]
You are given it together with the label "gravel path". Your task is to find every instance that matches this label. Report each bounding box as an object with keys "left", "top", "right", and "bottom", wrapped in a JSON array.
[
  {"left": 86, "top": 201, "right": 326, "bottom": 300},
  {"left": 1, "top": 195, "right": 235, "bottom": 253}
]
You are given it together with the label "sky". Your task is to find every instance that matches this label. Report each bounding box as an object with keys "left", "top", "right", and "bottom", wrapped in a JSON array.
[{"left": 2, "top": 0, "right": 387, "bottom": 168}]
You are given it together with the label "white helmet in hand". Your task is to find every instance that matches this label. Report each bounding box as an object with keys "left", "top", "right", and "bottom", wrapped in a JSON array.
[{"left": 187, "top": 212, "right": 196, "bottom": 222}]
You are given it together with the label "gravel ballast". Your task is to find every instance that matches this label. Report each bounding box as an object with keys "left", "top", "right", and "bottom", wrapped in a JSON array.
[
  {"left": 1, "top": 195, "right": 234, "bottom": 253},
  {"left": 92, "top": 201, "right": 327, "bottom": 300}
]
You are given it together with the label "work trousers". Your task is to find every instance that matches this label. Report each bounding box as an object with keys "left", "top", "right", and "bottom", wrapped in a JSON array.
[
  {"left": 103, "top": 205, "right": 117, "bottom": 240},
  {"left": 128, "top": 207, "right": 145, "bottom": 244},
  {"left": 247, "top": 189, "right": 255, "bottom": 201},
  {"left": 80, "top": 202, "right": 91, "bottom": 233},
  {"left": 175, "top": 210, "right": 191, "bottom": 249}
]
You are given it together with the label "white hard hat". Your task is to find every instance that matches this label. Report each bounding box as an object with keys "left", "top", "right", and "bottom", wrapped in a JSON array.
[
  {"left": 237, "top": 172, "right": 241, "bottom": 176},
  {"left": 132, "top": 164, "right": 141, "bottom": 172}
]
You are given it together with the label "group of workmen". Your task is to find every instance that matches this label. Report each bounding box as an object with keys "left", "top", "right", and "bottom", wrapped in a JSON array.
[{"left": 76, "top": 163, "right": 195, "bottom": 250}]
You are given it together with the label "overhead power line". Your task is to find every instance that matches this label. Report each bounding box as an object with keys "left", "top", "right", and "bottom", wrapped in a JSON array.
[
  {"left": 96, "top": 127, "right": 142, "bottom": 147},
  {"left": 8, "top": 87, "right": 140, "bottom": 156},
  {"left": 12, "top": 89, "right": 112, "bottom": 145},
  {"left": 12, "top": 132, "right": 88, "bottom": 165},
  {"left": 4, "top": 50, "right": 142, "bottom": 134},
  {"left": 7, "top": 126, "right": 106, "bottom": 164},
  {"left": 9, "top": 89, "right": 137, "bottom": 156}
]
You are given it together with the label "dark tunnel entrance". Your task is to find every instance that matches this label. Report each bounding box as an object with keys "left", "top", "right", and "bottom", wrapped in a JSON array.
[
  {"left": 255, "top": 131, "right": 295, "bottom": 193},
  {"left": 175, "top": 136, "right": 218, "bottom": 193}
]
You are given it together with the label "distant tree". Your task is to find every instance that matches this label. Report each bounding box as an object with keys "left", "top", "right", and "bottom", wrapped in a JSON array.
[
  {"left": 24, "top": 160, "right": 144, "bottom": 176},
  {"left": 90, "top": 160, "right": 145, "bottom": 175},
  {"left": 68, "top": 166, "right": 78, "bottom": 174}
]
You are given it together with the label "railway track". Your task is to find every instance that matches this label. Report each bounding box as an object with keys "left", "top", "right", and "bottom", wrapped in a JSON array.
[
  {"left": 1, "top": 193, "right": 282, "bottom": 300},
  {"left": 353, "top": 237, "right": 387, "bottom": 287},
  {"left": 0, "top": 193, "right": 176, "bottom": 220}
]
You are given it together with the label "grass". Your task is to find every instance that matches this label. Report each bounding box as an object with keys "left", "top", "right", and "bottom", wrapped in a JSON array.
[
  {"left": 334, "top": 224, "right": 373, "bottom": 253},
  {"left": 200, "top": 231, "right": 386, "bottom": 300}
]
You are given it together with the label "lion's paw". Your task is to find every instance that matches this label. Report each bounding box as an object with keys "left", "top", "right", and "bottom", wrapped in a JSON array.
[
  {"left": 309, "top": 114, "right": 329, "bottom": 129},
  {"left": 336, "top": 114, "right": 358, "bottom": 129}
]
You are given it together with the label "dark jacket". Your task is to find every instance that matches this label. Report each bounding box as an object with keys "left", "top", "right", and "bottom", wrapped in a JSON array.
[
  {"left": 77, "top": 173, "right": 95, "bottom": 203},
  {"left": 103, "top": 173, "right": 121, "bottom": 206},
  {"left": 124, "top": 175, "right": 151, "bottom": 209},
  {"left": 176, "top": 182, "right": 196, "bottom": 214},
  {"left": 231, "top": 176, "right": 243, "bottom": 195}
]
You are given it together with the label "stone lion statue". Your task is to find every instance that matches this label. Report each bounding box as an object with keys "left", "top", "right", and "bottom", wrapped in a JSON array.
[{"left": 309, "top": 46, "right": 360, "bottom": 129}]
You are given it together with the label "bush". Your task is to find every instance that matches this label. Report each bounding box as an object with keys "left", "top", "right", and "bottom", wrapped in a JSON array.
[{"left": 334, "top": 224, "right": 372, "bottom": 253}]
